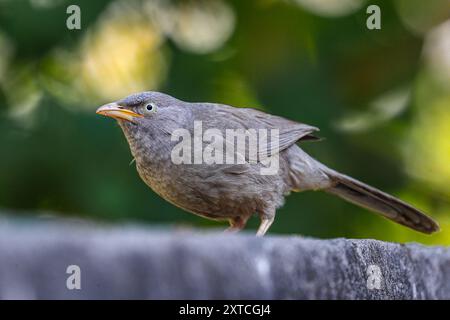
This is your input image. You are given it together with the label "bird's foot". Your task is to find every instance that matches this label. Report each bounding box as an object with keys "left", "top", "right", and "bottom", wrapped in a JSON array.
[{"left": 256, "top": 216, "right": 274, "bottom": 237}]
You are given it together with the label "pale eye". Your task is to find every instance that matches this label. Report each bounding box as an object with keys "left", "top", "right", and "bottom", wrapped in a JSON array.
[{"left": 144, "top": 103, "right": 157, "bottom": 113}]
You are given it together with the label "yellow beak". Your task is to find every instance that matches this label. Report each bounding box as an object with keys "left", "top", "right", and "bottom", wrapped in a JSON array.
[{"left": 96, "top": 103, "right": 143, "bottom": 122}]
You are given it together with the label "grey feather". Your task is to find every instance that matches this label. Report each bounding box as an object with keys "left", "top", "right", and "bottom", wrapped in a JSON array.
[{"left": 99, "top": 91, "right": 439, "bottom": 235}]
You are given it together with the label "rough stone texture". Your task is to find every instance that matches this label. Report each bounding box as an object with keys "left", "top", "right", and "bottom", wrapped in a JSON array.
[{"left": 0, "top": 216, "right": 449, "bottom": 299}]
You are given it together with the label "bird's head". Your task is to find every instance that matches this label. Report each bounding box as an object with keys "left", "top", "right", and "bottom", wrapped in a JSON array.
[
  {"left": 96, "top": 91, "right": 180, "bottom": 125},
  {"left": 96, "top": 91, "right": 190, "bottom": 159}
]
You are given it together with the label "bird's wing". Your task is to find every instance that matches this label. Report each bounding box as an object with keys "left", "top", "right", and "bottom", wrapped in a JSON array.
[
  {"left": 191, "top": 103, "right": 320, "bottom": 158},
  {"left": 251, "top": 108, "right": 320, "bottom": 157}
]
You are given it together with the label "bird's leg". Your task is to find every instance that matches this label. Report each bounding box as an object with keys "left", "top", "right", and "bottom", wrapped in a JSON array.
[
  {"left": 256, "top": 209, "right": 275, "bottom": 236},
  {"left": 256, "top": 218, "right": 274, "bottom": 236},
  {"left": 225, "top": 216, "right": 248, "bottom": 233}
]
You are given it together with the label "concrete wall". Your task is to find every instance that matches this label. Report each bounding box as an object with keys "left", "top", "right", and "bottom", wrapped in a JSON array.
[{"left": 0, "top": 216, "right": 449, "bottom": 299}]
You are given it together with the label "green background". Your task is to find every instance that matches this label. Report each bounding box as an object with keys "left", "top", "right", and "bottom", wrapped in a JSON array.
[{"left": 0, "top": 0, "right": 449, "bottom": 244}]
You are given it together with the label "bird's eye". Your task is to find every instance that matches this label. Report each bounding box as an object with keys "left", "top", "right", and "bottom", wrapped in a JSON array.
[{"left": 144, "top": 103, "right": 157, "bottom": 113}]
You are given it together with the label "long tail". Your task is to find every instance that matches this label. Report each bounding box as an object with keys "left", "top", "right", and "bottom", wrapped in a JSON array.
[{"left": 323, "top": 168, "right": 439, "bottom": 234}]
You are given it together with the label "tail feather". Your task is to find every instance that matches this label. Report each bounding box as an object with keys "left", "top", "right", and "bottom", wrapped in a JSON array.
[{"left": 323, "top": 169, "right": 439, "bottom": 234}]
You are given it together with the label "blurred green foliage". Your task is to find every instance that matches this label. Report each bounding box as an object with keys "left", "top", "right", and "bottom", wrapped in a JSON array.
[{"left": 0, "top": 0, "right": 449, "bottom": 244}]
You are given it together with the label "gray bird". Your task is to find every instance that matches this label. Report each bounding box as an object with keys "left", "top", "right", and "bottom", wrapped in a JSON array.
[{"left": 96, "top": 91, "right": 439, "bottom": 236}]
